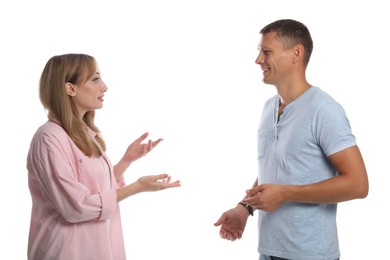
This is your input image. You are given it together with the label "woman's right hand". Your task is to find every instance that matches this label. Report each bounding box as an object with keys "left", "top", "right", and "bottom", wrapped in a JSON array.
[
  {"left": 136, "top": 174, "right": 181, "bottom": 192},
  {"left": 117, "top": 174, "right": 180, "bottom": 202}
]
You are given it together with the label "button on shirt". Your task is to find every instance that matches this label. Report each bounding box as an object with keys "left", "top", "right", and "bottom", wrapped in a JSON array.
[{"left": 27, "top": 121, "right": 126, "bottom": 260}]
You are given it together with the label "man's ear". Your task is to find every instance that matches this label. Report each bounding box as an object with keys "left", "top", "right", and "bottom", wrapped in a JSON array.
[
  {"left": 65, "top": 82, "right": 76, "bottom": 96},
  {"left": 292, "top": 44, "right": 304, "bottom": 64}
]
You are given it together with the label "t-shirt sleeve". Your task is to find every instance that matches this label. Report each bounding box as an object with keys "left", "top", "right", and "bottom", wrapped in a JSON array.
[{"left": 314, "top": 101, "right": 356, "bottom": 157}]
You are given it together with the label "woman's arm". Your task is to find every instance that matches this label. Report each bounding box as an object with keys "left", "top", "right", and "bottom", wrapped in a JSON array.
[
  {"left": 116, "top": 174, "right": 181, "bottom": 202},
  {"left": 114, "top": 132, "right": 163, "bottom": 181}
]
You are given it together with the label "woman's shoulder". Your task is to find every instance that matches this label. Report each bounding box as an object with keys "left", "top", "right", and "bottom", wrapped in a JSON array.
[
  {"left": 28, "top": 121, "right": 70, "bottom": 158},
  {"left": 36, "top": 121, "right": 65, "bottom": 134},
  {"left": 32, "top": 121, "right": 69, "bottom": 144}
]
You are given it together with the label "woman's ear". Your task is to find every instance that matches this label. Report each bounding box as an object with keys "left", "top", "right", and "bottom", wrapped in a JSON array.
[{"left": 65, "top": 82, "right": 76, "bottom": 96}]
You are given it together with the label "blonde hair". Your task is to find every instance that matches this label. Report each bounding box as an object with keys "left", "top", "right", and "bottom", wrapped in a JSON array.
[{"left": 39, "top": 53, "right": 106, "bottom": 157}]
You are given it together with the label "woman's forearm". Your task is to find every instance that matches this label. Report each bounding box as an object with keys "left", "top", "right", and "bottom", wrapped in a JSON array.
[
  {"left": 116, "top": 182, "right": 142, "bottom": 202},
  {"left": 114, "top": 158, "right": 132, "bottom": 181}
]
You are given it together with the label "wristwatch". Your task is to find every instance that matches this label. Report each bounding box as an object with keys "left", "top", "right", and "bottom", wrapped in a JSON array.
[{"left": 238, "top": 202, "right": 254, "bottom": 216}]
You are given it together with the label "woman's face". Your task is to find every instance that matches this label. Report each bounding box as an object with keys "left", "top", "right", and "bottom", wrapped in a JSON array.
[{"left": 67, "top": 64, "right": 108, "bottom": 118}]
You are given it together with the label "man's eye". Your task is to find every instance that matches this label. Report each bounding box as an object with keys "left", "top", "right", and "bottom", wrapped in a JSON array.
[{"left": 93, "top": 77, "right": 100, "bottom": 81}]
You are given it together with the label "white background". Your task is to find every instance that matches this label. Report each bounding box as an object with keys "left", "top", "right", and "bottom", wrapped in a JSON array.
[{"left": 1, "top": 0, "right": 388, "bottom": 259}]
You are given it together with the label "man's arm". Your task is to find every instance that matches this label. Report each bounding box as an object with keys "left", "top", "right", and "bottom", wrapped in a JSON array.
[{"left": 243, "top": 145, "right": 368, "bottom": 211}]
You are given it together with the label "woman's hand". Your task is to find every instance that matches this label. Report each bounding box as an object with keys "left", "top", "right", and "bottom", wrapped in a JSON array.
[
  {"left": 114, "top": 132, "right": 163, "bottom": 180},
  {"left": 136, "top": 174, "right": 181, "bottom": 192},
  {"left": 117, "top": 174, "right": 181, "bottom": 202},
  {"left": 122, "top": 132, "right": 163, "bottom": 164}
]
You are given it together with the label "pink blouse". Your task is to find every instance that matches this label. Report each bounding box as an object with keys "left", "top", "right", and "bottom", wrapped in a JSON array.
[{"left": 27, "top": 121, "right": 126, "bottom": 260}]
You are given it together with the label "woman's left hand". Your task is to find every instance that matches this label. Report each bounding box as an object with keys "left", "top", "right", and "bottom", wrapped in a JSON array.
[{"left": 122, "top": 132, "right": 163, "bottom": 163}]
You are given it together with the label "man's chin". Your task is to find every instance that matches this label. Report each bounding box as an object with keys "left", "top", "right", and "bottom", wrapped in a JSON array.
[{"left": 262, "top": 78, "right": 270, "bottom": 84}]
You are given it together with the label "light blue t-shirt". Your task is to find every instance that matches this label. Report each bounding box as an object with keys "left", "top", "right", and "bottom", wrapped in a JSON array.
[{"left": 257, "top": 86, "right": 356, "bottom": 260}]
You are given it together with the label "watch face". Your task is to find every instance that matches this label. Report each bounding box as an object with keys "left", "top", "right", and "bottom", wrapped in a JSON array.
[
  {"left": 239, "top": 202, "right": 253, "bottom": 216},
  {"left": 246, "top": 205, "right": 253, "bottom": 215}
]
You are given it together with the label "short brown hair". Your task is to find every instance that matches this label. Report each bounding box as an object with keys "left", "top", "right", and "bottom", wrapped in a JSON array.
[{"left": 260, "top": 19, "right": 313, "bottom": 66}]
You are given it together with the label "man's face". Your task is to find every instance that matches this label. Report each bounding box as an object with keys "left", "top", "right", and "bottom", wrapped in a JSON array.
[{"left": 255, "top": 31, "right": 295, "bottom": 86}]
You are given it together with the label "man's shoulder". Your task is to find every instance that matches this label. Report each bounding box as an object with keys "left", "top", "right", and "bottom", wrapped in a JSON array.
[
  {"left": 264, "top": 94, "right": 279, "bottom": 105},
  {"left": 308, "top": 87, "right": 342, "bottom": 109}
]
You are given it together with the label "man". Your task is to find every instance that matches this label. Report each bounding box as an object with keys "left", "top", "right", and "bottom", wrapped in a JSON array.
[{"left": 214, "top": 19, "right": 368, "bottom": 260}]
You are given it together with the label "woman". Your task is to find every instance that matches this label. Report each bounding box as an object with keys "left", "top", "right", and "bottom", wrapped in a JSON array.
[{"left": 27, "top": 53, "right": 181, "bottom": 260}]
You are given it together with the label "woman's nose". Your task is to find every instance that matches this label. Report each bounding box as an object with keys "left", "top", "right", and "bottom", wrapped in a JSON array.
[{"left": 102, "top": 83, "right": 108, "bottom": 92}]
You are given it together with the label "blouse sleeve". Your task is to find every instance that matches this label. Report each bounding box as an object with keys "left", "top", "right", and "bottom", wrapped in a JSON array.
[{"left": 29, "top": 131, "right": 117, "bottom": 223}]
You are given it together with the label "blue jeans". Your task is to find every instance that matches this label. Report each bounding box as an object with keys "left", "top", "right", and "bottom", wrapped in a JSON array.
[
  {"left": 259, "top": 256, "right": 289, "bottom": 260},
  {"left": 259, "top": 254, "right": 339, "bottom": 260}
]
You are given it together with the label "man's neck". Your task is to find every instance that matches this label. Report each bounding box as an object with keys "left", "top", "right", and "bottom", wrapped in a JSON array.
[{"left": 276, "top": 81, "right": 311, "bottom": 106}]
